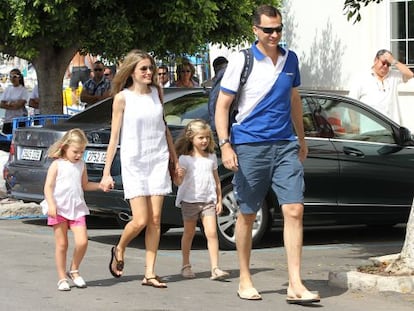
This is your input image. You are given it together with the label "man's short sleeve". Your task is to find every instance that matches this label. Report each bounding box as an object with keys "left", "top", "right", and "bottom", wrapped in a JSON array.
[{"left": 220, "top": 51, "right": 246, "bottom": 95}]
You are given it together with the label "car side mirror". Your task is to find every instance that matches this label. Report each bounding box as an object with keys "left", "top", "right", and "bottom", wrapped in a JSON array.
[{"left": 399, "top": 127, "right": 414, "bottom": 145}]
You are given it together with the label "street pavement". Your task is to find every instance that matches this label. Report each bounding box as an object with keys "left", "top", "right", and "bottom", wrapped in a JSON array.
[{"left": 1, "top": 216, "right": 414, "bottom": 311}]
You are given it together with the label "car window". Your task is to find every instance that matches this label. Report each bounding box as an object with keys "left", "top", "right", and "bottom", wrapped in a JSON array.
[
  {"left": 319, "top": 99, "right": 396, "bottom": 144},
  {"left": 301, "top": 96, "right": 334, "bottom": 138},
  {"left": 164, "top": 95, "right": 209, "bottom": 126}
]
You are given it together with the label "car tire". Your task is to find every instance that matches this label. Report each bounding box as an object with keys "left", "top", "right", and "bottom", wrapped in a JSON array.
[{"left": 217, "top": 183, "right": 269, "bottom": 250}]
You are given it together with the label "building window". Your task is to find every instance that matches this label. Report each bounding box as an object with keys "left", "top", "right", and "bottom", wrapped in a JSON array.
[{"left": 390, "top": 0, "right": 414, "bottom": 67}]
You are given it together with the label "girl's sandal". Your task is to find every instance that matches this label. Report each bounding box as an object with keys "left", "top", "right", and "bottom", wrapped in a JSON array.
[
  {"left": 181, "top": 264, "right": 195, "bottom": 278},
  {"left": 210, "top": 267, "right": 230, "bottom": 280}
]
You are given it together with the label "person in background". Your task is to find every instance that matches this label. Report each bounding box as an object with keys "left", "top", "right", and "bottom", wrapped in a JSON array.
[
  {"left": 174, "top": 119, "right": 229, "bottom": 281},
  {"left": 100, "top": 49, "right": 178, "bottom": 288},
  {"left": 215, "top": 5, "right": 320, "bottom": 304},
  {"left": 66, "top": 51, "right": 95, "bottom": 104},
  {"left": 29, "top": 84, "right": 40, "bottom": 115},
  {"left": 41, "top": 128, "right": 101, "bottom": 291},
  {"left": 203, "top": 56, "right": 229, "bottom": 88},
  {"left": 80, "top": 61, "right": 111, "bottom": 108},
  {"left": 348, "top": 49, "right": 414, "bottom": 125},
  {"left": 171, "top": 61, "right": 199, "bottom": 88},
  {"left": 0, "top": 68, "right": 28, "bottom": 132},
  {"left": 158, "top": 65, "right": 171, "bottom": 87},
  {"left": 104, "top": 67, "right": 114, "bottom": 81}
]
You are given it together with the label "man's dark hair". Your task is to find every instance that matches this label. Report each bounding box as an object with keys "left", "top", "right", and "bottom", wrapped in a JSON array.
[
  {"left": 159, "top": 65, "right": 169, "bottom": 72},
  {"left": 94, "top": 60, "right": 104, "bottom": 66},
  {"left": 212, "top": 56, "right": 228, "bottom": 74},
  {"left": 253, "top": 5, "right": 282, "bottom": 25},
  {"left": 375, "top": 49, "right": 391, "bottom": 58}
]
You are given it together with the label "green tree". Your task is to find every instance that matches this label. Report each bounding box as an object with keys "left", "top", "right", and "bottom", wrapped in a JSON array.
[
  {"left": 0, "top": 0, "right": 278, "bottom": 114},
  {"left": 343, "top": 0, "right": 384, "bottom": 24}
]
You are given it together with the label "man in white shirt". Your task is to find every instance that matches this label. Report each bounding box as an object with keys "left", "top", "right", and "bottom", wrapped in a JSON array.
[{"left": 348, "top": 49, "right": 413, "bottom": 124}]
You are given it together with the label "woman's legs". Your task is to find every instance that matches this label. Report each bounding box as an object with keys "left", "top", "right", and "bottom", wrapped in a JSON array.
[
  {"left": 144, "top": 195, "right": 164, "bottom": 278},
  {"left": 111, "top": 196, "right": 149, "bottom": 275},
  {"left": 53, "top": 222, "right": 69, "bottom": 281}
]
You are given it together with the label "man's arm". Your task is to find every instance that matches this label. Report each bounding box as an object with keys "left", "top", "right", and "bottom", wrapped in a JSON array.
[
  {"left": 290, "top": 88, "right": 308, "bottom": 162},
  {"left": 215, "top": 90, "right": 238, "bottom": 171},
  {"left": 383, "top": 51, "right": 414, "bottom": 82}
]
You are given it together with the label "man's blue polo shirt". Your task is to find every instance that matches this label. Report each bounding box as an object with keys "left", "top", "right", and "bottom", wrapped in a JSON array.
[{"left": 220, "top": 42, "right": 301, "bottom": 144}]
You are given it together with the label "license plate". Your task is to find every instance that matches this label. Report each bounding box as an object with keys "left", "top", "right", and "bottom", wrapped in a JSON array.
[
  {"left": 21, "top": 148, "right": 42, "bottom": 161},
  {"left": 84, "top": 150, "right": 106, "bottom": 164}
]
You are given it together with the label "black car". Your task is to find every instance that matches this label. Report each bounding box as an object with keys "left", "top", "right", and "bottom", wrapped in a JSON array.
[{"left": 4, "top": 87, "right": 414, "bottom": 249}]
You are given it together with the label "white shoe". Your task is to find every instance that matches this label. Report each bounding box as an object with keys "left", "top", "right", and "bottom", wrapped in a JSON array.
[
  {"left": 67, "top": 270, "right": 87, "bottom": 288},
  {"left": 57, "top": 279, "right": 71, "bottom": 291}
]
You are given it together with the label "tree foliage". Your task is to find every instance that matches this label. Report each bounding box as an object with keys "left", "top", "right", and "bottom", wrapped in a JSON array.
[
  {"left": 343, "top": 0, "right": 384, "bottom": 24},
  {"left": 0, "top": 0, "right": 280, "bottom": 114}
]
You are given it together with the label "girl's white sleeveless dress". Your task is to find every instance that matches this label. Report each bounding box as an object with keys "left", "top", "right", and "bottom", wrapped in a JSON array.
[
  {"left": 120, "top": 86, "right": 171, "bottom": 199},
  {"left": 40, "top": 159, "right": 89, "bottom": 219}
]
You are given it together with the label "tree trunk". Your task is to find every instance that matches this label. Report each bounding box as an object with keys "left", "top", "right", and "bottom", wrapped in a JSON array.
[
  {"left": 31, "top": 45, "right": 78, "bottom": 115},
  {"left": 379, "top": 199, "right": 414, "bottom": 275},
  {"left": 400, "top": 199, "right": 414, "bottom": 269}
]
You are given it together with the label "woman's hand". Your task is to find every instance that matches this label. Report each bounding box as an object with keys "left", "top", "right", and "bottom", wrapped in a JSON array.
[{"left": 100, "top": 175, "right": 115, "bottom": 192}]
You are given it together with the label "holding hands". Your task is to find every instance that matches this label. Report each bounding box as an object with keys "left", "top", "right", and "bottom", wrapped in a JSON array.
[{"left": 100, "top": 175, "right": 115, "bottom": 192}]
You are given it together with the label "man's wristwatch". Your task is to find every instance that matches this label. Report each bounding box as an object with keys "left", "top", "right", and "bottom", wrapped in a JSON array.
[
  {"left": 218, "top": 138, "right": 230, "bottom": 148},
  {"left": 391, "top": 59, "right": 398, "bottom": 66}
]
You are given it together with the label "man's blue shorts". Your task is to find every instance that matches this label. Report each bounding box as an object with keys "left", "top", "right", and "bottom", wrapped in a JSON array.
[{"left": 233, "top": 140, "right": 304, "bottom": 214}]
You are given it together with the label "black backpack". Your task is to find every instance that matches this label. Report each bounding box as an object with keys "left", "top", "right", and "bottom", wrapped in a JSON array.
[{"left": 208, "top": 48, "right": 254, "bottom": 131}]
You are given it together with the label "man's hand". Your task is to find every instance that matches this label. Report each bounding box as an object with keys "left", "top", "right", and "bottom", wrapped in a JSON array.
[
  {"left": 297, "top": 138, "right": 308, "bottom": 162},
  {"left": 221, "top": 144, "right": 238, "bottom": 171}
]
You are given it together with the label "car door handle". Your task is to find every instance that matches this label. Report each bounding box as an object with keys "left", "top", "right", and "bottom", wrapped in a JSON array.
[{"left": 343, "top": 146, "right": 365, "bottom": 157}]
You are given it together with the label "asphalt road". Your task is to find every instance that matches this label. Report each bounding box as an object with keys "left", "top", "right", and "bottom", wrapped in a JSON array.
[{"left": 1, "top": 216, "right": 413, "bottom": 311}]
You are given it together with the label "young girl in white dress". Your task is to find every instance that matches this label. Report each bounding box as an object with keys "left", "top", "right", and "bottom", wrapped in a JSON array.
[
  {"left": 41, "top": 128, "right": 101, "bottom": 291},
  {"left": 174, "top": 119, "right": 229, "bottom": 280},
  {"left": 100, "top": 50, "right": 178, "bottom": 288}
]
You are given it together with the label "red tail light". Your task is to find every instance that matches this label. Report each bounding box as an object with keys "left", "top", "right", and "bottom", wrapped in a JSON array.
[{"left": 9, "top": 142, "right": 15, "bottom": 157}]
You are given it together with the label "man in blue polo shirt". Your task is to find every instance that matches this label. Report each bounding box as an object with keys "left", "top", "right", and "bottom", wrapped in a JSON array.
[{"left": 215, "top": 5, "right": 319, "bottom": 304}]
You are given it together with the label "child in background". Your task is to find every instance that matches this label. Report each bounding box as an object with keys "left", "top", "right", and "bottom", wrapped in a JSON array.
[
  {"left": 41, "top": 128, "right": 101, "bottom": 291},
  {"left": 174, "top": 119, "right": 229, "bottom": 280}
]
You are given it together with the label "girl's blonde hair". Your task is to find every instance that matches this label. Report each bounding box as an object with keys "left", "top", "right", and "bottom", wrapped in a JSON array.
[
  {"left": 111, "top": 49, "right": 161, "bottom": 96},
  {"left": 175, "top": 119, "right": 216, "bottom": 156},
  {"left": 48, "top": 128, "right": 88, "bottom": 158}
]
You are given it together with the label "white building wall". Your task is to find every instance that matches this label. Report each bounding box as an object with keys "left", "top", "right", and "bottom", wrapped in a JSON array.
[{"left": 210, "top": 0, "right": 414, "bottom": 131}]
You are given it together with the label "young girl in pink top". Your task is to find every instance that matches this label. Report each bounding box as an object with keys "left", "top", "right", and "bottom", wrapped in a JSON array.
[{"left": 41, "top": 128, "right": 100, "bottom": 291}]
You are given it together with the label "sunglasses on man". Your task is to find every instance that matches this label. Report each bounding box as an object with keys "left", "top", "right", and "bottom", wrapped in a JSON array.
[{"left": 255, "top": 24, "right": 283, "bottom": 34}]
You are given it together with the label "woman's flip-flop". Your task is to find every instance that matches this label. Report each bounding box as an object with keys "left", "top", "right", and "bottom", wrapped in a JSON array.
[
  {"left": 141, "top": 276, "right": 167, "bottom": 288},
  {"left": 109, "top": 246, "right": 124, "bottom": 278}
]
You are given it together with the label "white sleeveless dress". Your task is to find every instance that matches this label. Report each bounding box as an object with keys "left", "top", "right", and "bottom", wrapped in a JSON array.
[
  {"left": 40, "top": 159, "right": 89, "bottom": 219},
  {"left": 120, "top": 86, "right": 171, "bottom": 199}
]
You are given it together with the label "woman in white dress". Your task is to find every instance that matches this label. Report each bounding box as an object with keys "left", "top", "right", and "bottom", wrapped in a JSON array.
[{"left": 100, "top": 50, "right": 177, "bottom": 288}]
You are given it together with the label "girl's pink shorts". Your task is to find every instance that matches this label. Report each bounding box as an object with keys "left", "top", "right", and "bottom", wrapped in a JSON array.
[{"left": 47, "top": 215, "right": 86, "bottom": 227}]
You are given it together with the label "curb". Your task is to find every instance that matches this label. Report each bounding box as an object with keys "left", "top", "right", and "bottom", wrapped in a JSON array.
[{"left": 328, "top": 270, "right": 414, "bottom": 293}]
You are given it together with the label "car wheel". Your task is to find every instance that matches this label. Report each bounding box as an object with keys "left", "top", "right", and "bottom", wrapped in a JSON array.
[{"left": 217, "top": 183, "right": 269, "bottom": 250}]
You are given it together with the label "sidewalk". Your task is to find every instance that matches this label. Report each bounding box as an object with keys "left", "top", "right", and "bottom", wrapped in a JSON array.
[{"left": 1, "top": 217, "right": 414, "bottom": 311}]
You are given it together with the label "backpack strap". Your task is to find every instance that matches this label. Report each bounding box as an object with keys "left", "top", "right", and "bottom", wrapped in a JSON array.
[
  {"left": 240, "top": 48, "right": 253, "bottom": 86},
  {"left": 231, "top": 48, "right": 253, "bottom": 115}
]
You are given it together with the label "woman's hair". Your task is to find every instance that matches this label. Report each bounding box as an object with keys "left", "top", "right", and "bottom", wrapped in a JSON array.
[
  {"left": 175, "top": 60, "right": 195, "bottom": 81},
  {"left": 10, "top": 68, "right": 25, "bottom": 87},
  {"left": 48, "top": 128, "right": 88, "bottom": 158},
  {"left": 111, "top": 49, "right": 160, "bottom": 96},
  {"left": 175, "top": 119, "right": 216, "bottom": 156}
]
